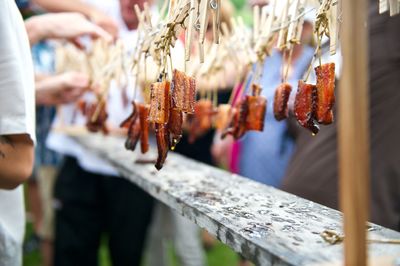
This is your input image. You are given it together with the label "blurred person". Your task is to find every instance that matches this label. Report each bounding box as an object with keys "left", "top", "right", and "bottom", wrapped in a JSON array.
[
  {"left": 0, "top": 1, "right": 36, "bottom": 265},
  {"left": 31, "top": 53, "right": 90, "bottom": 266},
  {"left": 282, "top": 0, "right": 400, "bottom": 232},
  {"left": 32, "top": 0, "right": 119, "bottom": 39},
  {"left": 0, "top": 7, "right": 111, "bottom": 265},
  {"left": 46, "top": 0, "right": 155, "bottom": 265},
  {"left": 22, "top": 11, "right": 111, "bottom": 265},
  {"left": 25, "top": 12, "right": 113, "bottom": 47}
]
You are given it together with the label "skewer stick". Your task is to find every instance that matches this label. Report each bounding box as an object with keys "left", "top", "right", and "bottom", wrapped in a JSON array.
[{"left": 338, "top": 0, "right": 369, "bottom": 265}]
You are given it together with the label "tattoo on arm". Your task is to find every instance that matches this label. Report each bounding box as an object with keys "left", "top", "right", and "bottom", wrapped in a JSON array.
[{"left": 0, "top": 136, "right": 14, "bottom": 158}]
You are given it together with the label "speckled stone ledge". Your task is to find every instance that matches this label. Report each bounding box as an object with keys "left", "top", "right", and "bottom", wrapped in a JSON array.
[{"left": 73, "top": 133, "right": 400, "bottom": 266}]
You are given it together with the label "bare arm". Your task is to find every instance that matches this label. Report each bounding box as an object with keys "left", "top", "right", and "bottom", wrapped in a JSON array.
[
  {"left": 35, "top": 72, "right": 89, "bottom": 105},
  {"left": 33, "top": 0, "right": 94, "bottom": 14},
  {"left": 25, "top": 13, "right": 113, "bottom": 46},
  {"left": 0, "top": 134, "right": 34, "bottom": 190},
  {"left": 32, "top": 0, "right": 118, "bottom": 38}
]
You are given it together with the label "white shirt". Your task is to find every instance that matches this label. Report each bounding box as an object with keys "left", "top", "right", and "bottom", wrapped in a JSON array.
[
  {"left": 47, "top": 1, "right": 138, "bottom": 176},
  {"left": 0, "top": 1, "right": 36, "bottom": 265}
]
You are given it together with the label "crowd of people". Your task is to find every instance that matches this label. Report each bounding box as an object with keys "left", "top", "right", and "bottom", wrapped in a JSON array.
[{"left": 0, "top": 0, "right": 399, "bottom": 266}]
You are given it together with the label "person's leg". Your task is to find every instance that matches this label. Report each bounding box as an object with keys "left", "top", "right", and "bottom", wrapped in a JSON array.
[
  {"left": 37, "top": 165, "right": 58, "bottom": 266},
  {"left": 53, "top": 157, "right": 103, "bottom": 266},
  {"left": 104, "top": 176, "right": 154, "bottom": 266},
  {"left": 146, "top": 202, "right": 172, "bottom": 266},
  {"left": 171, "top": 210, "right": 205, "bottom": 266},
  {"left": 24, "top": 173, "right": 43, "bottom": 253},
  {"left": 26, "top": 172, "right": 43, "bottom": 235}
]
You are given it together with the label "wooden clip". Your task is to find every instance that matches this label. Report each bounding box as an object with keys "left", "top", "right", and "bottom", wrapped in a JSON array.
[
  {"left": 253, "top": 5, "right": 260, "bottom": 43},
  {"left": 389, "top": 0, "right": 400, "bottom": 16},
  {"left": 287, "top": 0, "right": 300, "bottom": 46},
  {"left": 199, "top": 0, "right": 210, "bottom": 43},
  {"left": 220, "top": 22, "right": 230, "bottom": 37},
  {"left": 134, "top": 4, "right": 145, "bottom": 26},
  {"left": 211, "top": 0, "right": 221, "bottom": 44},
  {"left": 259, "top": 5, "right": 268, "bottom": 33},
  {"left": 277, "top": 0, "right": 290, "bottom": 50},
  {"left": 379, "top": 0, "right": 389, "bottom": 14},
  {"left": 263, "top": 0, "right": 276, "bottom": 38},
  {"left": 143, "top": 2, "right": 153, "bottom": 27},
  {"left": 185, "top": 0, "right": 197, "bottom": 61},
  {"left": 199, "top": 36, "right": 205, "bottom": 63},
  {"left": 168, "top": 0, "right": 177, "bottom": 20},
  {"left": 329, "top": 0, "right": 339, "bottom": 55}
]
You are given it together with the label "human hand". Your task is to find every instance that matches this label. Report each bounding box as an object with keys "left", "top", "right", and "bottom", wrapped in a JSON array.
[
  {"left": 36, "top": 72, "right": 90, "bottom": 105},
  {"left": 26, "top": 13, "right": 113, "bottom": 46},
  {"left": 88, "top": 9, "right": 119, "bottom": 40},
  {"left": 249, "top": 0, "right": 269, "bottom": 7},
  {"left": 211, "top": 132, "right": 234, "bottom": 169}
]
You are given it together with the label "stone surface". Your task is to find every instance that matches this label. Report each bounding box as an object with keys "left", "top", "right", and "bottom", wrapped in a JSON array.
[{"left": 73, "top": 133, "right": 400, "bottom": 266}]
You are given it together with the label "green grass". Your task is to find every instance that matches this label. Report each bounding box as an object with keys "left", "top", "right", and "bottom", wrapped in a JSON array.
[{"left": 23, "top": 221, "right": 239, "bottom": 266}]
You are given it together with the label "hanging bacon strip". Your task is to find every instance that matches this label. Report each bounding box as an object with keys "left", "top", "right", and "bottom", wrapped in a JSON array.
[
  {"left": 273, "top": 83, "right": 292, "bottom": 121},
  {"left": 138, "top": 104, "right": 150, "bottom": 154},
  {"left": 155, "top": 123, "right": 169, "bottom": 170},
  {"left": 188, "top": 99, "right": 215, "bottom": 143},
  {"left": 221, "top": 83, "right": 267, "bottom": 139},
  {"left": 172, "top": 69, "right": 196, "bottom": 114},
  {"left": 168, "top": 108, "right": 183, "bottom": 150},
  {"left": 221, "top": 98, "right": 247, "bottom": 140},
  {"left": 148, "top": 81, "right": 171, "bottom": 124},
  {"left": 315, "top": 63, "right": 335, "bottom": 124},
  {"left": 120, "top": 102, "right": 141, "bottom": 151},
  {"left": 214, "top": 104, "right": 231, "bottom": 131},
  {"left": 86, "top": 102, "right": 109, "bottom": 134},
  {"left": 245, "top": 94, "right": 267, "bottom": 131},
  {"left": 294, "top": 80, "right": 319, "bottom": 135}
]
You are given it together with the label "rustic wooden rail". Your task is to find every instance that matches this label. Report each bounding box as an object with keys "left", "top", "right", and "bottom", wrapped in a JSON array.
[{"left": 73, "top": 134, "right": 400, "bottom": 266}]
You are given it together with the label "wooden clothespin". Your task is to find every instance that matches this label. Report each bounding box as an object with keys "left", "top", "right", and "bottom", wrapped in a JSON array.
[
  {"left": 254, "top": 0, "right": 276, "bottom": 57},
  {"left": 263, "top": 0, "right": 276, "bottom": 38},
  {"left": 328, "top": 0, "right": 340, "bottom": 55},
  {"left": 379, "top": 0, "right": 389, "bottom": 14},
  {"left": 143, "top": 2, "right": 153, "bottom": 27},
  {"left": 259, "top": 5, "right": 268, "bottom": 32},
  {"left": 277, "top": 0, "right": 290, "bottom": 50},
  {"left": 168, "top": 0, "right": 177, "bottom": 20},
  {"left": 185, "top": 0, "right": 197, "bottom": 61},
  {"left": 211, "top": 0, "right": 221, "bottom": 44},
  {"left": 253, "top": 5, "right": 260, "bottom": 44},
  {"left": 286, "top": 0, "right": 301, "bottom": 48},
  {"left": 199, "top": 0, "right": 210, "bottom": 63},
  {"left": 389, "top": 0, "right": 400, "bottom": 16}
]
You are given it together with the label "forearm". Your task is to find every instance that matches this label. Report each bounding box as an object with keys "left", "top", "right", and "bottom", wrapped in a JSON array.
[
  {"left": 35, "top": 75, "right": 63, "bottom": 105},
  {"left": 24, "top": 16, "right": 48, "bottom": 45},
  {"left": 32, "top": 0, "right": 93, "bottom": 17},
  {"left": 0, "top": 135, "right": 34, "bottom": 190}
]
